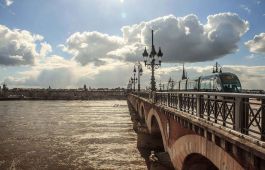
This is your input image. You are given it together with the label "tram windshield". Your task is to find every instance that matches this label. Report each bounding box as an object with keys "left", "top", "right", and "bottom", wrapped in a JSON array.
[{"left": 220, "top": 74, "right": 241, "bottom": 92}]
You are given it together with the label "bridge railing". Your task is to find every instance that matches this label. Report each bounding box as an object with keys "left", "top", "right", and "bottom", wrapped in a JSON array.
[
  {"left": 131, "top": 91, "right": 151, "bottom": 99},
  {"left": 134, "top": 91, "right": 265, "bottom": 141}
]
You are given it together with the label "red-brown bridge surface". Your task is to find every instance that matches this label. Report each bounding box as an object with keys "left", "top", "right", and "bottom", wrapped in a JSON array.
[{"left": 128, "top": 92, "right": 265, "bottom": 170}]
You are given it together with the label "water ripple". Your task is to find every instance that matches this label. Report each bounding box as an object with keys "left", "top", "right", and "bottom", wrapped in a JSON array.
[{"left": 0, "top": 100, "right": 146, "bottom": 170}]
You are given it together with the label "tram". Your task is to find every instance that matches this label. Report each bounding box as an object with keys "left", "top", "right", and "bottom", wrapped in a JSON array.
[
  {"left": 173, "top": 63, "right": 242, "bottom": 93},
  {"left": 176, "top": 72, "right": 242, "bottom": 92}
]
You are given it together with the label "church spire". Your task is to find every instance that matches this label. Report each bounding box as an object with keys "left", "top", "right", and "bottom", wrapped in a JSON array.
[{"left": 182, "top": 63, "right": 187, "bottom": 80}]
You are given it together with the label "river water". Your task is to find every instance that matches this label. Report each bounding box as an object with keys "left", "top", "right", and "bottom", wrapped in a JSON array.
[{"left": 0, "top": 100, "right": 147, "bottom": 170}]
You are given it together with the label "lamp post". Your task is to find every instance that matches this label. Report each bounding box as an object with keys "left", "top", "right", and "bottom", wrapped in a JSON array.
[
  {"left": 168, "top": 77, "right": 174, "bottom": 91},
  {"left": 131, "top": 66, "right": 138, "bottom": 92},
  {"left": 142, "top": 30, "right": 163, "bottom": 91},
  {"left": 159, "top": 81, "right": 162, "bottom": 92},
  {"left": 127, "top": 79, "right": 132, "bottom": 91},
  {"left": 135, "top": 62, "right": 143, "bottom": 92}
]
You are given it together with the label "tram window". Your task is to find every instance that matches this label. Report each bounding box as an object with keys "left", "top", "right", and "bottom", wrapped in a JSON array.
[
  {"left": 194, "top": 80, "right": 198, "bottom": 90},
  {"left": 175, "top": 83, "right": 179, "bottom": 90},
  {"left": 210, "top": 78, "right": 214, "bottom": 90},
  {"left": 180, "top": 81, "right": 186, "bottom": 90},
  {"left": 212, "top": 77, "right": 221, "bottom": 91},
  {"left": 220, "top": 74, "right": 241, "bottom": 92},
  {"left": 216, "top": 78, "right": 222, "bottom": 91},
  {"left": 187, "top": 81, "right": 196, "bottom": 90},
  {"left": 200, "top": 79, "right": 211, "bottom": 90}
]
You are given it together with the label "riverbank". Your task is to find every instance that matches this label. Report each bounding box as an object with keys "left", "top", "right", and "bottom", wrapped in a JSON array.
[{"left": 0, "top": 89, "right": 127, "bottom": 100}]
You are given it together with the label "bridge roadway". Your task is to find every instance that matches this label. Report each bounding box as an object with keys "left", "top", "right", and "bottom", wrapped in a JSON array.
[{"left": 127, "top": 91, "right": 265, "bottom": 170}]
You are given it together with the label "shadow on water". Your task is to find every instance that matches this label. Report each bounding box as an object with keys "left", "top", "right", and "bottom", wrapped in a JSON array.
[{"left": 137, "top": 146, "right": 152, "bottom": 170}]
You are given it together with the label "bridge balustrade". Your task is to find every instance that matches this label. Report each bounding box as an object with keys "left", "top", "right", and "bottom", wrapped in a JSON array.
[
  {"left": 131, "top": 91, "right": 150, "bottom": 99},
  {"left": 135, "top": 91, "right": 265, "bottom": 141}
]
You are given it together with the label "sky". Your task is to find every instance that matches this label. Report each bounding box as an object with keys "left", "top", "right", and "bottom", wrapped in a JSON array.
[{"left": 0, "top": 0, "right": 265, "bottom": 89}]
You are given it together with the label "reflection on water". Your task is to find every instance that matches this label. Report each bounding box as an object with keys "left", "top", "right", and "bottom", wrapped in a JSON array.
[{"left": 0, "top": 100, "right": 146, "bottom": 170}]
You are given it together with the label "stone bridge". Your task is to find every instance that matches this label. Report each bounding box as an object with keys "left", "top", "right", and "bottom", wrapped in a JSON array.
[{"left": 127, "top": 91, "right": 265, "bottom": 170}]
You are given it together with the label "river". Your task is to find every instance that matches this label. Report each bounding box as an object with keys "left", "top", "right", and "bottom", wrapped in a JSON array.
[{"left": 0, "top": 100, "right": 147, "bottom": 170}]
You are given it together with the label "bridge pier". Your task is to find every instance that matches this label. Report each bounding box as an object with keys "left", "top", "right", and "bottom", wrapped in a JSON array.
[
  {"left": 127, "top": 99, "right": 174, "bottom": 169},
  {"left": 136, "top": 130, "right": 164, "bottom": 151},
  {"left": 182, "top": 153, "right": 218, "bottom": 170},
  {"left": 128, "top": 101, "right": 164, "bottom": 150}
]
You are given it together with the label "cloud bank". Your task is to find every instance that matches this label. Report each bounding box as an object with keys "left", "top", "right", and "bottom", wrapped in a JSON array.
[
  {"left": 5, "top": 61, "right": 265, "bottom": 90},
  {"left": 4, "top": 56, "right": 132, "bottom": 88},
  {"left": 61, "top": 13, "right": 248, "bottom": 65},
  {"left": 3, "top": 13, "right": 262, "bottom": 90},
  {"left": 1, "top": 13, "right": 248, "bottom": 67}
]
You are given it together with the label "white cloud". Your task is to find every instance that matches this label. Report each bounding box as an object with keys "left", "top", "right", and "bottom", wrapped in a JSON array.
[
  {"left": 61, "top": 31, "right": 124, "bottom": 66},
  {"left": 245, "top": 33, "right": 265, "bottom": 54},
  {"left": 245, "top": 54, "right": 256, "bottom": 59},
  {"left": 0, "top": 24, "right": 51, "bottom": 66},
  {"left": 40, "top": 42, "right": 52, "bottom": 58},
  {"left": 107, "top": 42, "right": 144, "bottom": 62},
  {"left": 5, "top": 0, "right": 13, "bottom": 6},
  {"left": 240, "top": 4, "right": 251, "bottom": 13},
  {"left": 122, "top": 13, "right": 248, "bottom": 63}
]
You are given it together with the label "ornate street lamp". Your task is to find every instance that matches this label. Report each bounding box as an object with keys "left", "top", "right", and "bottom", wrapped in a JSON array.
[
  {"left": 127, "top": 79, "right": 132, "bottom": 91},
  {"left": 131, "top": 66, "right": 138, "bottom": 91},
  {"left": 142, "top": 30, "right": 163, "bottom": 91},
  {"left": 159, "top": 81, "right": 163, "bottom": 92},
  {"left": 135, "top": 62, "right": 143, "bottom": 92},
  {"left": 168, "top": 77, "right": 174, "bottom": 91}
]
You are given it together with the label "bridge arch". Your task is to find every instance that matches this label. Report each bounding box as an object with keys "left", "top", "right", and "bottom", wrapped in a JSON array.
[
  {"left": 150, "top": 116, "right": 161, "bottom": 135},
  {"left": 146, "top": 109, "right": 168, "bottom": 152},
  {"left": 169, "top": 134, "right": 244, "bottom": 170},
  {"left": 182, "top": 153, "right": 218, "bottom": 170},
  {"left": 139, "top": 102, "right": 146, "bottom": 122}
]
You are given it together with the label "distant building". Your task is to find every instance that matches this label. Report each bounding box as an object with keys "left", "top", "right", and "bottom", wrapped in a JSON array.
[
  {"left": 3, "top": 83, "right": 8, "bottom": 91},
  {"left": 1, "top": 83, "right": 8, "bottom": 97},
  {"left": 84, "top": 84, "right": 87, "bottom": 91}
]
